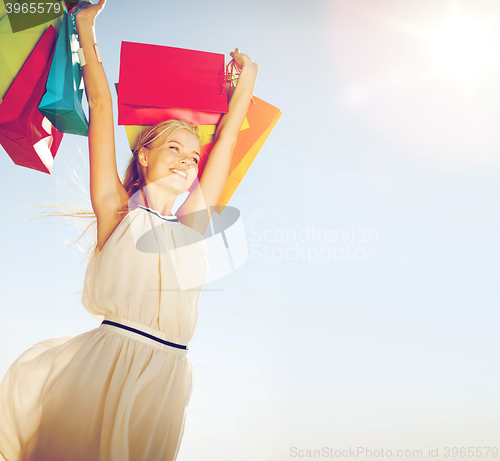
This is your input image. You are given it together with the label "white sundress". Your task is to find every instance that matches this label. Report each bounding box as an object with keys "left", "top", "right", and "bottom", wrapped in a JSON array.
[{"left": 0, "top": 205, "right": 210, "bottom": 461}]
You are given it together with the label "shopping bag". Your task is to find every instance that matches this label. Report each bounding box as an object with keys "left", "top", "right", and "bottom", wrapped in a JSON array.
[
  {"left": 0, "top": 10, "right": 62, "bottom": 100},
  {"left": 39, "top": 9, "right": 88, "bottom": 136},
  {"left": 188, "top": 96, "right": 282, "bottom": 208},
  {"left": 123, "top": 118, "right": 250, "bottom": 151},
  {"left": 217, "top": 98, "right": 281, "bottom": 208},
  {"left": 4, "top": 0, "right": 65, "bottom": 32},
  {"left": 117, "top": 41, "right": 228, "bottom": 126},
  {"left": 0, "top": 25, "right": 63, "bottom": 174},
  {"left": 0, "top": 1, "right": 7, "bottom": 21}
]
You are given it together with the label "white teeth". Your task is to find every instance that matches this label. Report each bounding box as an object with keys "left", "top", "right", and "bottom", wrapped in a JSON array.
[{"left": 170, "top": 168, "right": 187, "bottom": 179}]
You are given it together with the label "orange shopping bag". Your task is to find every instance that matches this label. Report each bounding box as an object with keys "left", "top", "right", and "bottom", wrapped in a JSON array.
[{"left": 189, "top": 96, "right": 281, "bottom": 208}]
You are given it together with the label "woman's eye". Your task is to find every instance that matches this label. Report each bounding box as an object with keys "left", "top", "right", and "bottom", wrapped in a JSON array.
[
  {"left": 192, "top": 157, "right": 199, "bottom": 164},
  {"left": 169, "top": 146, "right": 179, "bottom": 152}
]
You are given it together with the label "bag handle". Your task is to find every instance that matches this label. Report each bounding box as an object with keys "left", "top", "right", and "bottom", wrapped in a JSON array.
[
  {"left": 226, "top": 59, "right": 240, "bottom": 88},
  {"left": 68, "top": 1, "right": 93, "bottom": 27},
  {"left": 225, "top": 59, "right": 255, "bottom": 104}
]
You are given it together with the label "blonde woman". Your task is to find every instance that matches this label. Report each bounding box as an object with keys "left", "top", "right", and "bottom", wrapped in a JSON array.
[{"left": 0, "top": 0, "right": 258, "bottom": 459}]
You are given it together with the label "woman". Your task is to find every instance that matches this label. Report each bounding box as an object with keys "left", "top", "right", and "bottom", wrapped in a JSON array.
[{"left": 0, "top": 1, "right": 258, "bottom": 459}]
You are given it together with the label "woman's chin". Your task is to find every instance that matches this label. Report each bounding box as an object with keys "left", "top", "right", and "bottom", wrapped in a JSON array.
[
  {"left": 169, "top": 179, "right": 196, "bottom": 194},
  {"left": 171, "top": 175, "right": 197, "bottom": 191}
]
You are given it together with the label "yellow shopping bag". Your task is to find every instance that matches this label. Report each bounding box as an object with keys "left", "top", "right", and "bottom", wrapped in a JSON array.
[{"left": 124, "top": 118, "right": 250, "bottom": 151}]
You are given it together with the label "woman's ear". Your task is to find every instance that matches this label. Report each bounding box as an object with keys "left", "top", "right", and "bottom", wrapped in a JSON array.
[{"left": 138, "top": 147, "right": 148, "bottom": 167}]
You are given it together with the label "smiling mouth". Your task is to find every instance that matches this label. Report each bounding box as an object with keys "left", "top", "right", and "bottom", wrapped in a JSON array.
[{"left": 169, "top": 168, "right": 188, "bottom": 179}]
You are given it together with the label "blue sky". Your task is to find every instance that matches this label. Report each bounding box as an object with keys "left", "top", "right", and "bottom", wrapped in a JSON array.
[{"left": 1, "top": 0, "right": 499, "bottom": 459}]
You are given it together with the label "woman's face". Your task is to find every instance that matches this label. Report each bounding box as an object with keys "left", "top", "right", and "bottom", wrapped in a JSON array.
[{"left": 140, "top": 128, "right": 201, "bottom": 193}]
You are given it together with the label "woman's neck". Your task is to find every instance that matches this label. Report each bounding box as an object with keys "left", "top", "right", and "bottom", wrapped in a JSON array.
[{"left": 137, "top": 186, "right": 176, "bottom": 217}]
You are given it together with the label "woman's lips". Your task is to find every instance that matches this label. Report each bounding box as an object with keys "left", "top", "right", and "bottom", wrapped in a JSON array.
[{"left": 169, "top": 168, "right": 188, "bottom": 179}]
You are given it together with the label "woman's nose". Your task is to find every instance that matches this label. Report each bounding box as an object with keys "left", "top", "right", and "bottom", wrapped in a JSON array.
[{"left": 180, "top": 157, "right": 193, "bottom": 166}]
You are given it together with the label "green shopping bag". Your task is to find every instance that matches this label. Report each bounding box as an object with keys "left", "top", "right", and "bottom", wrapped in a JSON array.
[
  {"left": 0, "top": 12, "right": 62, "bottom": 101},
  {"left": 0, "top": 1, "right": 6, "bottom": 21},
  {"left": 38, "top": 9, "right": 88, "bottom": 136}
]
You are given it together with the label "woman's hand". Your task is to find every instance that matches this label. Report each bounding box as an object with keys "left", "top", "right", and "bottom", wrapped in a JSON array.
[
  {"left": 64, "top": 0, "right": 106, "bottom": 29},
  {"left": 229, "top": 48, "right": 259, "bottom": 73}
]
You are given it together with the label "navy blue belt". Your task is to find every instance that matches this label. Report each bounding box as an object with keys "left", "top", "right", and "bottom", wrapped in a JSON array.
[{"left": 101, "top": 320, "right": 188, "bottom": 350}]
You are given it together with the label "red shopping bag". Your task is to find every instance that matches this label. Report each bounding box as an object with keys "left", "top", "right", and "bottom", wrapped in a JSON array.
[
  {"left": 117, "top": 41, "right": 228, "bottom": 126},
  {"left": 0, "top": 25, "right": 63, "bottom": 174}
]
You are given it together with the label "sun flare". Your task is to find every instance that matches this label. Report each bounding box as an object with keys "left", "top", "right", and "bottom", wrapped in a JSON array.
[
  {"left": 329, "top": 0, "right": 500, "bottom": 166},
  {"left": 429, "top": 13, "right": 496, "bottom": 80}
]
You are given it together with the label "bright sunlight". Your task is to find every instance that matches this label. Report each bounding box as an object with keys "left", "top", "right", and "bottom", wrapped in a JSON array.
[{"left": 430, "top": 10, "right": 496, "bottom": 81}]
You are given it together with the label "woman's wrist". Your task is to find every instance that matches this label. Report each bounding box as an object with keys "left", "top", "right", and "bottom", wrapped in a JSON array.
[
  {"left": 75, "top": 12, "right": 94, "bottom": 33},
  {"left": 75, "top": 16, "right": 97, "bottom": 50},
  {"left": 237, "top": 62, "right": 259, "bottom": 86},
  {"left": 239, "top": 58, "right": 259, "bottom": 72},
  {"left": 75, "top": 17, "right": 93, "bottom": 31},
  {"left": 238, "top": 62, "right": 259, "bottom": 82}
]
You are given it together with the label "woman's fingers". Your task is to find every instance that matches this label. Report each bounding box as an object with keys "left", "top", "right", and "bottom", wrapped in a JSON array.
[
  {"left": 229, "top": 48, "right": 256, "bottom": 72},
  {"left": 72, "top": 0, "right": 106, "bottom": 25}
]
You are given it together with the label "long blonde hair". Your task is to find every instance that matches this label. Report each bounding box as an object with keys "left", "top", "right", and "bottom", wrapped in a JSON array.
[{"left": 30, "top": 119, "right": 200, "bottom": 262}]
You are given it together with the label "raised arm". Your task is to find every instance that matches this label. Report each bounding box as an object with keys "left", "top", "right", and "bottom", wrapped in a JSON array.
[
  {"left": 176, "top": 49, "right": 259, "bottom": 234},
  {"left": 72, "top": 0, "right": 129, "bottom": 251}
]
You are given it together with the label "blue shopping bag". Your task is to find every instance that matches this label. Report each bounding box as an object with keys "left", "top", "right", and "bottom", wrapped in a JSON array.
[{"left": 39, "top": 9, "right": 88, "bottom": 136}]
